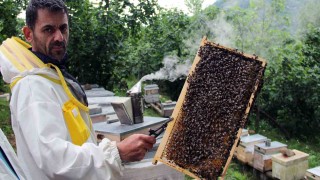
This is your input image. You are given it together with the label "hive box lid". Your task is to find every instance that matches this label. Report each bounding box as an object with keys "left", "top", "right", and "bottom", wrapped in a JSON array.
[
  {"left": 240, "top": 134, "right": 268, "bottom": 147},
  {"left": 272, "top": 149, "right": 309, "bottom": 166},
  {"left": 93, "top": 116, "right": 168, "bottom": 136},
  {"left": 307, "top": 166, "right": 320, "bottom": 176},
  {"left": 241, "top": 129, "right": 249, "bottom": 136},
  {"left": 89, "top": 104, "right": 103, "bottom": 115},
  {"left": 254, "top": 141, "right": 287, "bottom": 155},
  {"left": 144, "top": 84, "right": 159, "bottom": 90}
]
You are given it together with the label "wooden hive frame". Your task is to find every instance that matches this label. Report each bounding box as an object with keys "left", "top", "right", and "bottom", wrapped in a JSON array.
[{"left": 152, "top": 37, "right": 267, "bottom": 179}]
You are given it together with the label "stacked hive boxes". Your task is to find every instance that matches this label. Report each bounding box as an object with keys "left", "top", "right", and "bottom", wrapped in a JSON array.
[
  {"left": 235, "top": 134, "right": 268, "bottom": 166},
  {"left": 253, "top": 141, "right": 287, "bottom": 172}
]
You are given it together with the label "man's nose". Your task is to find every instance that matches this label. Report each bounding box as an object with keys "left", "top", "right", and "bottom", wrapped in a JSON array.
[{"left": 53, "top": 30, "right": 64, "bottom": 42}]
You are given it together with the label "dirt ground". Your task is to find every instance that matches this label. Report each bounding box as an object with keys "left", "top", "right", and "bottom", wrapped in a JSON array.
[{"left": 8, "top": 133, "right": 16, "bottom": 150}]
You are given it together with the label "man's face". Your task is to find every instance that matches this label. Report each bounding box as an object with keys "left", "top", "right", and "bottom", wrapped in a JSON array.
[{"left": 25, "top": 9, "right": 69, "bottom": 61}]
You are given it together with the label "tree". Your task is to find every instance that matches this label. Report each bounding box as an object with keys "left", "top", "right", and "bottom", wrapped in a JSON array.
[
  {"left": 302, "top": 26, "right": 320, "bottom": 66},
  {"left": 65, "top": 0, "right": 158, "bottom": 89},
  {"left": 183, "top": 5, "right": 220, "bottom": 57},
  {"left": 114, "top": 8, "right": 190, "bottom": 82},
  {"left": 225, "top": 0, "right": 290, "bottom": 60},
  {"left": 184, "top": 0, "right": 204, "bottom": 15},
  {"left": 0, "top": 0, "right": 22, "bottom": 42}
]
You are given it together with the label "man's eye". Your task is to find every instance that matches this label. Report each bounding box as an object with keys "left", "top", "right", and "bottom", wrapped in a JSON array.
[
  {"left": 44, "top": 28, "right": 53, "bottom": 33},
  {"left": 60, "top": 27, "right": 68, "bottom": 33}
]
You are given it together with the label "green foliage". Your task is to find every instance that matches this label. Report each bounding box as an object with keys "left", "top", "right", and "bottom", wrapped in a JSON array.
[
  {"left": 0, "top": 99, "right": 12, "bottom": 137},
  {"left": 0, "top": 0, "right": 21, "bottom": 42},
  {"left": 0, "top": 79, "right": 5, "bottom": 92},
  {"left": 0, "top": 82, "right": 9, "bottom": 93},
  {"left": 302, "top": 26, "right": 320, "bottom": 66},
  {"left": 144, "top": 107, "right": 161, "bottom": 117},
  {"left": 225, "top": 0, "right": 290, "bottom": 59},
  {"left": 184, "top": 0, "right": 204, "bottom": 15},
  {"left": 66, "top": 0, "right": 158, "bottom": 89},
  {"left": 260, "top": 31, "right": 320, "bottom": 139},
  {"left": 183, "top": 5, "right": 220, "bottom": 57},
  {"left": 225, "top": 162, "right": 255, "bottom": 180},
  {"left": 115, "top": 8, "right": 190, "bottom": 81}
]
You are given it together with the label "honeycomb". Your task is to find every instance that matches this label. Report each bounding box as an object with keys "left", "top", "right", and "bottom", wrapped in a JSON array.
[{"left": 161, "top": 41, "right": 266, "bottom": 179}]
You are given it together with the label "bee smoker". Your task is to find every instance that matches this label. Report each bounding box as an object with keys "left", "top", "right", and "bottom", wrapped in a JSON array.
[
  {"left": 126, "top": 80, "right": 144, "bottom": 124},
  {"left": 127, "top": 92, "right": 144, "bottom": 124}
]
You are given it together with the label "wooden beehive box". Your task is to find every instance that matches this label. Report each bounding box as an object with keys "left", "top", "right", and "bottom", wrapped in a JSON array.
[
  {"left": 253, "top": 141, "right": 287, "bottom": 172},
  {"left": 233, "top": 129, "right": 249, "bottom": 157},
  {"left": 152, "top": 37, "right": 267, "bottom": 179},
  {"left": 235, "top": 134, "right": 268, "bottom": 165},
  {"left": 306, "top": 166, "right": 320, "bottom": 180},
  {"left": 272, "top": 149, "right": 309, "bottom": 180}
]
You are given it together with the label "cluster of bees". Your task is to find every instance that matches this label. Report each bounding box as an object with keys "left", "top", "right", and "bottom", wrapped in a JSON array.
[{"left": 163, "top": 43, "right": 265, "bottom": 179}]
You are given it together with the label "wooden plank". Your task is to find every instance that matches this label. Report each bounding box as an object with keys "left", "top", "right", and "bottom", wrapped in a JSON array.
[
  {"left": 156, "top": 158, "right": 199, "bottom": 179},
  {"left": 152, "top": 37, "right": 266, "bottom": 179},
  {"left": 221, "top": 128, "right": 243, "bottom": 178}
]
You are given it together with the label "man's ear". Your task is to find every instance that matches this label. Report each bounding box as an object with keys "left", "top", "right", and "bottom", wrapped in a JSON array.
[{"left": 22, "top": 26, "right": 33, "bottom": 43}]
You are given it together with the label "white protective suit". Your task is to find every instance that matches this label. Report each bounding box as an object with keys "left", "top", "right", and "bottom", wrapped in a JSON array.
[
  {"left": 0, "top": 129, "right": 30, "bottom": 180},
  {"left": 0, "top": 37, "right": 123, "bottom": 179}
]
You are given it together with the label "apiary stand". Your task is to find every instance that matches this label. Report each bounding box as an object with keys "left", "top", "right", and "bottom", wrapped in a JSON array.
[
  {"left": 253, "top": 141, "right": 287, "bottom": 172},
  {"left": 272, "top": 149, "right": 309, "bottom": 180},
  {"left": 306, "top": 166, "right": 320, "bottom": 180}
]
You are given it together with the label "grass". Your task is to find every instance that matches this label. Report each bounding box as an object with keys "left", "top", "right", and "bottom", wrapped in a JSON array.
[
  {"left": 0, "top": 99, "right": 11, "bottom": 136},
  {"left": 184, "top": 162, "right": 256, "bottom": 180},
  {"left": 0, "top": 98, "right": 16, "bottom": 150},
  {"left": 144, "top": 106, "right": 162, "bottom": 117}
]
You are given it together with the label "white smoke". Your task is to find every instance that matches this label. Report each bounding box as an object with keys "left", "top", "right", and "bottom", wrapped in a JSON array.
[
  {"left": 287, "top": 0, "right": 320, "bottom": 37},
  {"left": 139, "top": 0, "right": 320, "bottom": 83},
  {"left": 142, "top": 56, "right": 192, "bottom": 82},
  {"left": 207, "top": 12, "right": 235, "bottom": 47}
]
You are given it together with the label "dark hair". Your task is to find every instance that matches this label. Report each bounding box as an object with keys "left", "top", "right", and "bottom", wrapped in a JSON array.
[{"left": 26, "top": 0, "right": 68, "bottom": 30}]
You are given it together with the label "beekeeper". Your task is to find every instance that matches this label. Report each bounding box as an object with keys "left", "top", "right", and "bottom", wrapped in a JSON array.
[
  {"left": 0, "top": 0, "right": 156, "bottom": 179},
  {"left": 0, "top": 129, "right": 30, "bottom": 180}
]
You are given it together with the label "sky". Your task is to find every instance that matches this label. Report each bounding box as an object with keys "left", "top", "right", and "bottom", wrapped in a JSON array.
[{"left": 158, "top": 0, "right": 217, "bottom": 13}]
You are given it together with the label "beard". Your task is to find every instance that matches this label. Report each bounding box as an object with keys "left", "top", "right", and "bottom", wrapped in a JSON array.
[{"left": 48, "top": 40, "right": 67, "bottom": 61}]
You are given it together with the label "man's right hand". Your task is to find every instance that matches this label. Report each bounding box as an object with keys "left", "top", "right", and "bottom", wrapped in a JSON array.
[{"left": 116, "top": 134, "right": 156, "bottom": 162}]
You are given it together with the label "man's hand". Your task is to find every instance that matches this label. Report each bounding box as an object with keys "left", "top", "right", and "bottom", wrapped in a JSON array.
[{"left": 116, "top": 134, "right": 156, "bottom": 162}]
